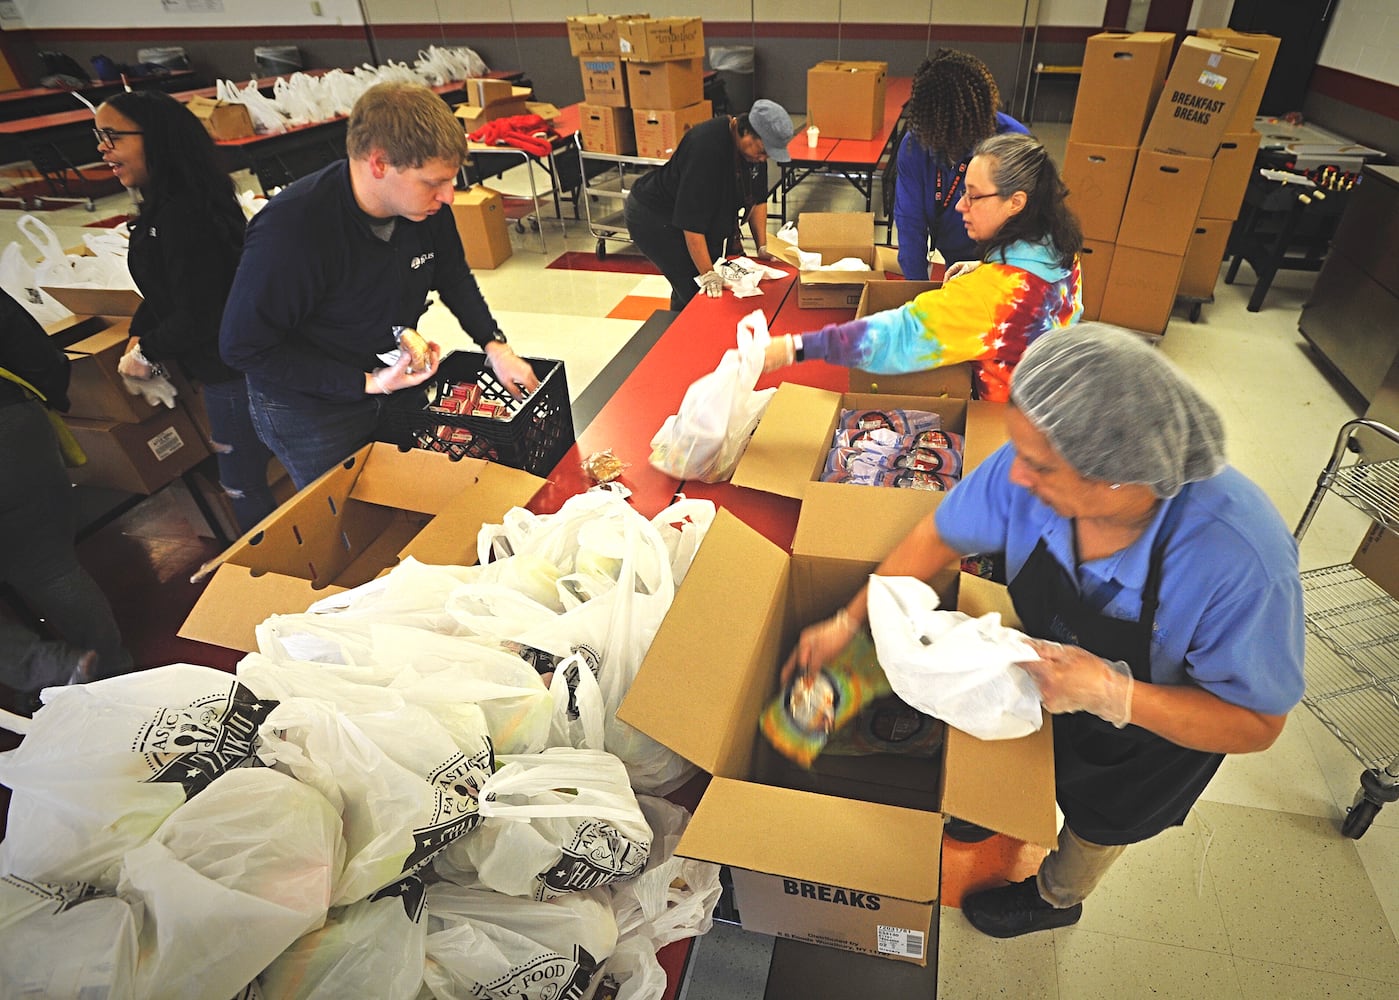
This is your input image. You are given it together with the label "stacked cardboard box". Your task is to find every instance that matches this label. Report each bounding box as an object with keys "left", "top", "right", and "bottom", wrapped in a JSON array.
[
  {"left": 806, "top": 61, "right": 888, "bottom": 141},
  {"left": 569, "top": 14, "right": 708, "bottom": 158},
  {"left": 1064, "top": 33, "right": 1262, "bottom": 334}
]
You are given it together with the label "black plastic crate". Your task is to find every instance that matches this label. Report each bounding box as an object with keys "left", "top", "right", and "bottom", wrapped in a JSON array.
[{"left": 376, "top": 353, "right": 573, "bottom": 476}]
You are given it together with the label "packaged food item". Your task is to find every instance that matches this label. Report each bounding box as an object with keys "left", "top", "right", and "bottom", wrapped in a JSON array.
[
  {"left": 581, "top": 449, "right": 627, "bottom": 484},
  {"left": 393, "top": 326, "right": 431, "bottom": 372}
]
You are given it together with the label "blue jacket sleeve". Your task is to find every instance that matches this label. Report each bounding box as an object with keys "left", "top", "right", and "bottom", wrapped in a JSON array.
[{"left": 893, "top": 133, "right": 930, "bottom": 280}]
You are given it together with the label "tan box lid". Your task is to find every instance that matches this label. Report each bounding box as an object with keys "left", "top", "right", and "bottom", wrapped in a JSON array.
[
  {"left": 42, "top": 286, "right": 142, "bottom": 317},
  {"left": 730, "top": 383, "right": 843, "bottom": 500},
  {"left": 679, "top": 777, "right": 944, "bottom": 904}
]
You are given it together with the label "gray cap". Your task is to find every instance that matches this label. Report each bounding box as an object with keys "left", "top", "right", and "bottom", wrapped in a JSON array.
[
  {"left": 748, "top": 100, "right": 794, "bottom": 163},
  {"left": 1009, "top": 324, "right": 1226, "bottom": 498}
]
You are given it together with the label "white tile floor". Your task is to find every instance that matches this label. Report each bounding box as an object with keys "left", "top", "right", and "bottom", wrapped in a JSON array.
[{"left": 8, "top": 121, "right": 1396, "bottom": 998}]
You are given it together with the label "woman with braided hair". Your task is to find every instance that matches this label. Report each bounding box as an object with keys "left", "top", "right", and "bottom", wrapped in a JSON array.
[{"left": 894, "top": 49, "right": 1029, "bottom": 280}]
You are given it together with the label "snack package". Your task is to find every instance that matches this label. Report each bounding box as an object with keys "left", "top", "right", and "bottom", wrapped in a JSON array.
[{"left": 834, "top": 408, "right": 942, "bottom": 438}]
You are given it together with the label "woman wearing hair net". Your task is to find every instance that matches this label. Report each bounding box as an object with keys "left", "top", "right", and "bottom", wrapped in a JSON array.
[{"left": 782, "top": 324, "right": 1304, "bottom": 938}]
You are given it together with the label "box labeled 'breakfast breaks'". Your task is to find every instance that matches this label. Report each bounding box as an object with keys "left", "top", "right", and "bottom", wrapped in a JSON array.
[
  {"left": 625, "top": 56, "right": 703, "bottom": 110},
  {"left": 179, "top": 443, "right": 543, "bottom": 652},
  {"left": 850, "top": 280, "right": 974, "bottom": 398},
  {"left": 769, "top": 212, "right": 902, "bottom": 309},
  {"left": 617, "top": 16, "right": 703, "bottom": 62},
  {"left": 1099, "top": 244, "right": 1186, "bottom": 335},
  {"left": 807, "top": 60, "right": 888, "bottom": 141},
  {"left": 579, "top": 56, "right": 628, "bottom": 107},
  {"left": 1197, "top": 28, "right": 1280, "bottom": 131},
  {"left": 579, "top": 103, "right": 636, "bottom": 156},
  {"left": 1198, "top": 130, "right": 1262, "bottom": 221},
  {"left": 617, "top": 508, "right": 1055, "bottom": 967},
  {"left": 1078, "top": 239, "right": 1115, "bottom": 321},
  {"left": 1062, "top": 142, "right": 1139, "bottom": 243},
  {"left": 1068, "top": 32, "right": 1175, "bottom": 148},
  {"left": 1141, "top": 36, "right": 1258, "bottom": 158},
  {"left": 632, "top": 100, "right": 710, "bottom": 159},
  {"left": 1116, "top": 150, "right": 1212, "bottom": 256},
  {"left": 1177, "top": 217, "right": 1233, "bottom": 300}
]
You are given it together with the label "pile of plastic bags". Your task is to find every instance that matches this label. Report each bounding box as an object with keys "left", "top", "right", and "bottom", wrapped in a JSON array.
[
  {"left": 0, "top": 213, "right": 135, "bottom": 326},
  {"left": 0, "top": 489, "right": 723, "bottom": 1000}
]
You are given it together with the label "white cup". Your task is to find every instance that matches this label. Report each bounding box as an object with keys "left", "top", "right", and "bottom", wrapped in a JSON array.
[{"left": 806, "top": 125, "right": 820, "bottom": 148}]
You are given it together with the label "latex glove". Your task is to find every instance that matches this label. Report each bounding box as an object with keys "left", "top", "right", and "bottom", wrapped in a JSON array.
[
  {"left": 943, "top": 259, "right": 982, "bottom": 282},
  {"left": 121, "top": 373, "right": 178, "bottom": 408},
  {"left": 756, "top": 244, "right": 782, "bottom": 264},
  {"left": 1019, "top": 638, "right": 1134, "bottom": 728},
  {"left": 780, "top": 609, "right": 857, "bottom": 683},
  {"left": 697, "top": 270, "right": 725, "bottom": 298},
  {"left": 117, "top": 348, "right": 153, "bottom": 379},
  {"left": 763, "top": 335, "right": 795, "bottom": 374},
  {"left": 486, "top": 341, "right": 540, "bottom": 399},
  {"left": 368, "top": 339, "right": 441, "bottom": 395}
]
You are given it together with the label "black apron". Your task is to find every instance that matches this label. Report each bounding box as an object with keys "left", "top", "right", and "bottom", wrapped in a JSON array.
[{"left": 1007, "top": 489, "right": 1224, "bottom": 846}]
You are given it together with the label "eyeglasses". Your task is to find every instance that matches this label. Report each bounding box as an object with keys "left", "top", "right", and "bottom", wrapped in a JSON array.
[
  {"left": 93, "top": 127, "right": 142, "bottom": 149},
  {"left": 961, "top": 190, "right": 1004, "bottom": 203}
]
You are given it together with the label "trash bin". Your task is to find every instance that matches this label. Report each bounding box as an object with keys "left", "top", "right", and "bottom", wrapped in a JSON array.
[
  {"left": 709, "top": 45, "right": 755, "bottom": 116},
  {"left": 137, "top": 47, "right": 190, "bottom": 71},
  {"left": 255, "top": 45, "right": 303, "bottom": 77}
]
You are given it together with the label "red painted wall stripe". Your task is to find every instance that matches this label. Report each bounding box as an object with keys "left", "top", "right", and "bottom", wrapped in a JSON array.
[{"left": 1310, "top": 65, "right": 1399, "bottom": 122}]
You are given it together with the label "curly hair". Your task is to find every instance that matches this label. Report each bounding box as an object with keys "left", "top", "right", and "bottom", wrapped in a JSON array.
[
  {"left": 974, "top": 133, "right": 1083, "bottom": 270},
  {"left": 905, "top": 49, "right": 1001, "bottom": 166}
]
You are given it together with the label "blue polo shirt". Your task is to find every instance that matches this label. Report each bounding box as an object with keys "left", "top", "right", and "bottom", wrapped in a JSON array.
[{"left": 934, "top": 443, "right": 1305, "bottom": 715}]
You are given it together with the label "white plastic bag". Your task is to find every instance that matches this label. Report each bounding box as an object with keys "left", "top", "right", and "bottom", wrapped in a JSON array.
[
  {"left": 609, "top": 796, "right": 721, "bottom": 950},
  {"left": 423, "top": 885, "right": 615, "bottom": 1000},
  {"left": 452, "top": 748, "right": 651, "bottom": 902},
  {"left": 118, "top": 767, "right": 341, "bottom": 1000},
  {"left": 258, "top": 877, "right": 427, "bottom": 1000},
  {"left": 0, "top": 241, "right": 73, "bottom": 325},
  {"left": 649, "top": 496, "right": 715, "bottom": 587},
  {"left": 649, "top": 309, "right": 777, "bottom": 482},
  {"left": 587, "top": 936, "right": 666, "bottom": 1000},
  {"left": 867, "top": 574, "right": 1044, "bottom": 740},
  {"left": 0, "top": 664, "right": 276, "bottom": 887},
  {"left": 0, "top": 875, "right": 140, "bottom": 999}
]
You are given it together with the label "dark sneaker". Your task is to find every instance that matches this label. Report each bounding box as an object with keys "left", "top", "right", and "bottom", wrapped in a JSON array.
[
  {"left": 962, "top": 876, "right": 1083, "bottom": 938},
  {"left": 943, "top": 816, "right": 997, "bottom": 843}
]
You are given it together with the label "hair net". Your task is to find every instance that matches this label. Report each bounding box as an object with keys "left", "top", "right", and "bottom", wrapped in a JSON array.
[{"left": 1009, "top": 324, "right": 1225, "bottom": 498}]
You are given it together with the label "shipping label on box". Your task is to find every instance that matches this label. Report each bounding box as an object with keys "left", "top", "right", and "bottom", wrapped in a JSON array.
[
  {"left": 632, "top": 100, "right": 710, "bottom": 159},
  {"left": 566, "top": 13, "right": 650, "bottom": 57},
  {"left": 1116, "top": 150, "right": 1212, "bottom": 256},
  {"left": 618, "top": 16, "right": 704, "bottom": 62},
  {"left": 1099, "top": 244, "right": 1186, "bottom": 335},
  {"left": 579, "top": 103, "right": 636, "bottom": 156},
  {"left": 1069, "top": 32, "right": 1175, "bottom": 148},
  {"left": 626, "top": 56, "right": 703, "bottom": 111},
  {"left": 1078, "top": 239, "right": 1115, "bottom": 321},
  {"left": 1198, "top": 28, "right": 1280, "bottom": 131},
  {"left": 1142, "top": 37, "right": 1258, "bottom": 158},
  {"left": 579, "top": 56, "right": 628, "bottom": 107},
  {"left": 451, "top": 186, "right": 512, "bottom": 270},
  {"left": 807, "top": 60, "right": 888, "bottom": 141},
  {"left": 1062, "top": 142, "right": 1139, "bottom": 244},
  {"left": 1199, "top": 130, "right": 1262, "bottom": 221},
  {"left": 67, "top": 406, "right": 210, "bottom": 495}
]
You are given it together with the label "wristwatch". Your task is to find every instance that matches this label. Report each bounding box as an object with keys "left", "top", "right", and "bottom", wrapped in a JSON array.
[
  {"left": 792, "top": 333, "right": 805, "bottom": 363},
  {"left": 485, "top": 329, "right": 508, "bottom": 346}
]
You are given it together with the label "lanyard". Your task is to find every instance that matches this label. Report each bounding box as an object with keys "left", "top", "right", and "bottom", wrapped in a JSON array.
[{"left": 934, "top": 159, "right": 969, "bottom": 212}]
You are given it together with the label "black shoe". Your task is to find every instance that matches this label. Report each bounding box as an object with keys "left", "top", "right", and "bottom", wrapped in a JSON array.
[
  {"left": 962, "top": 876, "right": 1082, "bottom": 938},
  {"left": 943, "top": 816, "right": 997, "bottom": 843}
]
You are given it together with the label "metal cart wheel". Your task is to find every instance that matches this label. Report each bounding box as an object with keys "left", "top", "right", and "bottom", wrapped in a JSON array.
[
  {"left": 595, "top": 239, "right": 608, "bottom": 260},
  {"left": 1189, "top": 301, "right": 1203, "bottom": 322}
]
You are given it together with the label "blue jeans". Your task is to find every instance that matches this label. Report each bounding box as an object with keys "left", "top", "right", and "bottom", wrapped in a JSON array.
[
  {"left": 202, "top": 377, "right": 276, "bottom": 534},
  {"left": 247, "top": 382, "right": 385, "bottom": 490},
  {"left": 0, "top": 398, "right": 133, "bottom": 685}
]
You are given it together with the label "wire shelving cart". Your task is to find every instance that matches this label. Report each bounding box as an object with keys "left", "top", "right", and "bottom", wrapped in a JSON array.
[
  {"left": 574, "top": 137, "right": 665, "bottom": 259},
  {"left": 1293, "top": 418, "right": 1399, "bottom": 838}
]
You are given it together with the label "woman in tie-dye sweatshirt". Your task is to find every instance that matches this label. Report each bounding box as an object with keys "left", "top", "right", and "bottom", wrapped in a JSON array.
[{"left": 766, "top": 133, "right": 1083, "bottom": 401}]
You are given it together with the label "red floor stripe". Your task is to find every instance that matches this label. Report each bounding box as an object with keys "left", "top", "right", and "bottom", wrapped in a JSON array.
[{"left": 546, "top": 250, "right": 660, "bottom": 275}]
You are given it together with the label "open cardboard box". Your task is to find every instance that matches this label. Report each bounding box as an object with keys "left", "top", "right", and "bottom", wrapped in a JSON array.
[
  {"left": 179, "top": 442, "right": 543, "bottom": 652},
  {"left": 42, "top": 284, "right": 143, "bottom": 319},
  {"left": 770, "top": 213, "right": 901, "bottom": 309},
  {"left": 456, "top": 99, "right": 560, "bottom": 130},
  {"left": 47, "top": 314, "right": 179, "bottom": 424},
  {"left": 848, "top": 280, "right": 974, "bottom": 397},
  {"left": 617, "top": 510, "right": 1056, "bottom": 965}
]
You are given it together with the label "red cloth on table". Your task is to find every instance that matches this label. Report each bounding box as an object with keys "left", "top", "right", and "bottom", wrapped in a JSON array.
[{"left": 467, "top": 114, "right": 555, "bottom": 157}]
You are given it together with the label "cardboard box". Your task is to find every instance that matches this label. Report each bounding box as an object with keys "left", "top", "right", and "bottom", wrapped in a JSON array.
[
  {"left": 625, "top": 57, "right": 703, "bottom": 111},
  {"left": 566, "top": 13, "right": 650, "bottom": 57},
  {"left": 849, "top": 280, "right": 974, "bottom": 398},
  {"left": 186, "top": 95, "right": 254, "bottom": 141},
  {"left": 1197, "top": 28, "right": 1280, "bottom": 132},
  {"left": 769, "top": 212, "right": 902, "bottom": 309},
  {"left": 616, "top": 508, "right": 1055, "bottom": 966},
  {"left": 48, "top": 317, "right": 169, "bottom": 424},
  {"left": 1353, "top": 524, "right": 1399, "bottom": 601},
  {"left": 179, "top": 443, "right": 543, "bottom": 652},
  {"left": 42, "top": 285, "right": 143, "bottom": 318},
  {"left": 1116, "top": 150, "right": 1212, "bottom": 256},
  {"left": 454, "top": 97, "right": 533, "bottom": 128},
  {"left": 617, "top": 16, "right": 704, "bottom": 62},
  {"left": 579, "top": 55, "right": 628, "bottom": 107},
  {"left": 579, "top": 103, "right": 636, "bottom": 156},
  {"left": 807, "top": 61, "right": 888, "bottom": 141},
  {"left": 1078, "top": 239, "right": 1115, "bottom": 321},
  {"left": 1062, "top": 142, "right": 1139, "bottom": 243},
  {"left": 1199, "top": 130, "right": 1261, "bottom": 222},
  {"left": 1141, "top": 37, "right": 1258, "bottom": 158},
  {"left": 632, "top": 100, "right": 711, "bottom": 160},
  {"left": 67, "top": 405, "right": 210, "bottom": 495},
  {"left": 463, "top": 78, "right": 529, "bottom": 109},
  {"left": 1099, "top": 244, "right": 1186, "bottom": 335},
  {"left": 1069, "top": 32, "right": 1175, "bottom": 148},
  {"left": 1177, "top": 218, "right": 1233, "bottom": 300},
  {"left": 451, "top": 187, "right": 512, "bottom": 270}
]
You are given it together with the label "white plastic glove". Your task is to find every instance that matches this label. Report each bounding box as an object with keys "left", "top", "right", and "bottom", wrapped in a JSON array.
[
  {"left": 121, "top": 373, "right": 178, "bottom": 408},
  {"left": 1019, "top": 639, "right": 1134, "bottom": 728},
  {"left": 697, "top": 270, "right": 725, "bottom": 298},
  {"left": 485, "top": 341, "right": 540, "bottom": 400},
  {"left": 943, "top": 260, "right": 982, "bottom": 282}
]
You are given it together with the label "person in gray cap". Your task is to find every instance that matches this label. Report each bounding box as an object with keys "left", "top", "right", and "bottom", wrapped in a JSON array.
[
  {"left": 624, "top": 99, "right": 793, "bottom": 310},
  {"left": 779, "top": 323, "right": 1305, "bottom": 938}
]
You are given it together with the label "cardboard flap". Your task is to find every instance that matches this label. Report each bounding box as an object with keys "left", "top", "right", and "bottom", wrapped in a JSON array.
[
  {"left": 350, "top": 445, "right": 481, "bottom": 514},
  {"left": 679, "top": 778, "right": 944, "bottom": 903},
  {"left": 800, "top": 212, "right": 874, "bottom": 248},
  {"left": 794, "top": 482, "right": 937, "bottom": 563},
  {"left": 400, "top": 461, "right": 544, "bottom": 566},
  {"left": 618, "top": 511, "right": 788, "bottom": 779},
  {"left": 41, "top": 286, "right": 143, "bottom": 317},
  {"left": 178, "top": 563, "right": 345, "bottom": 652},
  {"left": 962, "top": 400, "right": 1008, "bottom": 472},
  {"left": 730, "top": 383, "right": 842, "bottom": 499}
]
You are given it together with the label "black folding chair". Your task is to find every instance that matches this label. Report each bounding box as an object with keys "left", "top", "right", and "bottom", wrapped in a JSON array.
[{"left": 21, "top": 137, "right": 107, "bottom": 211}]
